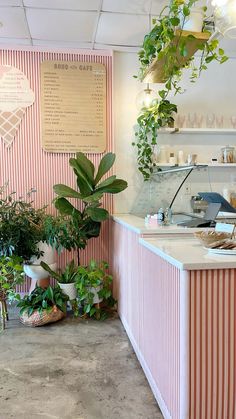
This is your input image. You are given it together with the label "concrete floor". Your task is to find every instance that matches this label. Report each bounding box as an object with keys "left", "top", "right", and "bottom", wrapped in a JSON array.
[{"left": 0, "top": 309, "right": 163, "bottom": 419}]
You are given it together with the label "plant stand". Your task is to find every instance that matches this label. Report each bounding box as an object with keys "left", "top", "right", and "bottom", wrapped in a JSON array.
[{"left": 0, "top": 293, "right": 8, "bottom": 330}]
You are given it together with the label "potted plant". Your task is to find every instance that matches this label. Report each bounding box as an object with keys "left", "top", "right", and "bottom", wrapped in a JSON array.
[
  {"left": 0, "top": 187, "right": 60, "bottom": 292},
  {"left": 0, "top": 255, "right": 24, "bottom": 330},
  {"left": 133, "top": 0, "right": 228, "bottom": 180},
  {"left": 76, "top": 260, "right": 115, "bottom": 319},
  {"left": 53, "top": 152, "right": 128, "bottom": 265},
  {"left": 40, "top": 260, "right": 78, "bottom": 300},
  {"left": 17, "top": 285, "right": 68, "bottom": 327}
]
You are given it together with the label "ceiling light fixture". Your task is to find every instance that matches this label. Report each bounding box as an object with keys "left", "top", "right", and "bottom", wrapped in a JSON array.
[
  {"left": 136, "top": 83, "right": 157, "bottom": 110},
  {"left": 212, "top": 0, "right": 236, "bottom": 38}
]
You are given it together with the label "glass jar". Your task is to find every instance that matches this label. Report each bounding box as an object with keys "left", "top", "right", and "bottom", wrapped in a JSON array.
[{"left": 221, "top": 145, "right": 235, "bottom": 163}]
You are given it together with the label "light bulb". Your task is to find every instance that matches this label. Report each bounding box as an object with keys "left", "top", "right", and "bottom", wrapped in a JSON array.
[
  {"left": 214, "top": 0, "right": 236, "bottom": 38},
  {"left": 136, "top": 84, "right": 157, "bottom": 111}
]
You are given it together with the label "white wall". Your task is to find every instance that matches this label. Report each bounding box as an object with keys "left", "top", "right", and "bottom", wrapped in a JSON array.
[{"left": 113, "top": 49, "right": 236, "bottom": 215}]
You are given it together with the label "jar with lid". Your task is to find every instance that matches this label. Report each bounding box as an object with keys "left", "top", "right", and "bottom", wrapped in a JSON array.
[{"left": 221, "top": 145, "right": 235, "bottom": 163}]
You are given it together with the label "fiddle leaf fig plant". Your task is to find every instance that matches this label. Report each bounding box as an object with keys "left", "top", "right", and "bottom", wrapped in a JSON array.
[
  {"left": 53, "top": 152, "right": 127, "bottom": 264},
  {"left": 133, "top": 0, "right": 228, "bottom": 180}
]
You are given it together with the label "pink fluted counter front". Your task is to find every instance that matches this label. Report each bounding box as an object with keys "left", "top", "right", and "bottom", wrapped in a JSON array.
[{"left": 110, "top": 216, "right": 236, "bottom": 419}]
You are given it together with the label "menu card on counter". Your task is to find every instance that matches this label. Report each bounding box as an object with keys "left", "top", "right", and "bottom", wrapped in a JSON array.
[{"left": 40, "top": 61, "right": 106, "bottom": 153}]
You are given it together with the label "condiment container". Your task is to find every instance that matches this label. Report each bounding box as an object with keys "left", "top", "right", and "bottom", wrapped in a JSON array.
[
  {"left": 221, "top": 145, "right": 235, "bottom": 163},
  {"left": 169, "top": 152, "right": 176, "bottom": 165}
]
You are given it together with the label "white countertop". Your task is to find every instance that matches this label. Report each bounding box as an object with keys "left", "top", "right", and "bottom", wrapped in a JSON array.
[
  {"left": 112, "top": 214, "right": 210, "bottom": 236},
  {"left": 139, "top": 236, "right": 236, "bottom": 270}
]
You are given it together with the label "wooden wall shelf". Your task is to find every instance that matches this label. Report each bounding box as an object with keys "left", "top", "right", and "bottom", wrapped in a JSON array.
[{"left": 142, "top": 30, "right": 210, "bottom": 84}]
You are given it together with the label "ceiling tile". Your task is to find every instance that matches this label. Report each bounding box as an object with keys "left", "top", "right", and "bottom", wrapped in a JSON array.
[
  {"left": 151, "top": 0, "right": 166, "bottom": 14},
  {"left": 102, "top": 0, "right": 152, "bottom": 14},
  {"left": 24, "top": 0, "right": 100, "bottom": 10},
  {"left": 32, "top": 39, "right": 93, "bottom": 49},
  {"left": 0, "top": 7, "right": 30, "bottom": 39},
  {"left": 0, "top": 1, "right": 22, "bottom": 5},
  {"left": 26, "top": 9, "right": 97, "bottom": 42},
  {"left": 96, "top": 13, "right": 149, "bottom": 46}
]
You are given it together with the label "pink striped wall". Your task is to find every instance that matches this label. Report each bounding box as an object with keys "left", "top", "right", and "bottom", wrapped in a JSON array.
[
  {"left": 0, "top": 47, "right": 113, "bottom": 291},
  {"left": 110, "top": 221, "right": 181, "bottom": 419},
  {"left": 189, "top": 269, "right": 236, "bottom": 419}
]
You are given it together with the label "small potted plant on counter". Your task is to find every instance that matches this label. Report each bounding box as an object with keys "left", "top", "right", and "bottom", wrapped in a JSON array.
[
  {"left": 76, "top": 260, "right": 115, "bottom": 320},
  {"left": 17, "top": 285, "right": 68, "bottom": 327}
]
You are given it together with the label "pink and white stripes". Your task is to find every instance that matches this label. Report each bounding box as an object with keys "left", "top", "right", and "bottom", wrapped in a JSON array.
[
  {"left": 0, "top": 47, "right": 113, "bottom": 291},
  {"left": 111, "top": 220, "right": 236, "bottom": 419},
  {"left": 189, "top": 269, "right": 236, "bottom": 419}
]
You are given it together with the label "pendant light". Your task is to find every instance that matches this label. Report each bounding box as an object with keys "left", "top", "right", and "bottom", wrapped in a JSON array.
[
  {"left": 136, "top": 83, "right": 157, "bottom": 111},
  {"left": 212, "top": 0, "right": 236, "bottom": 38}
]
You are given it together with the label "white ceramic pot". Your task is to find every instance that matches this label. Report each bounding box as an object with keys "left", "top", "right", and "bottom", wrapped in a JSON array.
[
  {"left": 88, "top": 286, "right": 103, "bottom": 304},
  {"left": 181, "top": 8, "right": 204, "bottom": 32},
  {"left": 23, "top": 242, "right": 56, "bottom": 293},
  {"left": 58, "top": 282, "right": 77, "bottom": 300}
]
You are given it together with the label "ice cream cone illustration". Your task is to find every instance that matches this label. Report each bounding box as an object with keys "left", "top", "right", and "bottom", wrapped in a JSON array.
[{"left": 0, "top": 65, "right": 35, "bottom": 147}]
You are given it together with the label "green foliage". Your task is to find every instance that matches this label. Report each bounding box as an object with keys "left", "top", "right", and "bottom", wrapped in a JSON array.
[
  {"left": 17, "top": 285, "right": 68, "bottom": 316},
  {"left": 133, "top": 0, "right": 228, "bottom": 180},
  {"left": 0, "top": 188, "right": 47, "bottom": 261},
  {"left": 0, "top": 255, "right": 24, "bottom": 303},
  {"left": 40, "top": 259, "right": 78, "bottom": 284},
  {"left": 76, "top": 260, "right": 116, "bottom": 319},
  {"left": 53, "top": 152, "right": 128, "bottom": 259}
]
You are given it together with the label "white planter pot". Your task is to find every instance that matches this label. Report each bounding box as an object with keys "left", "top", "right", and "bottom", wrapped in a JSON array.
[
  {"left": 58, "top": 282, "right": 77, "bottom": 300},
  {"left": 29, "top": 241, "right": 55, "bottom": 265},
  {"left": 23, "top": 242, "right": 56, "bottom": 293},
  {"left": 88, "top": 286, "right": 103, "bottom": 304},
  {"left": 181, "top": 8, "right": 204, "bottom": 32}
]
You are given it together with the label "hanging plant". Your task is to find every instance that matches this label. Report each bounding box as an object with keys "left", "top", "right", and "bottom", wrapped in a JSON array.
[{"left": 133, "top": 0, "right": 228, "bottom": 180}]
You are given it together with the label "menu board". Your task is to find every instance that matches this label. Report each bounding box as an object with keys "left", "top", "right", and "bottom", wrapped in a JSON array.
[{"left": 40, "top": 61, "right": 106, "bottom": 153}]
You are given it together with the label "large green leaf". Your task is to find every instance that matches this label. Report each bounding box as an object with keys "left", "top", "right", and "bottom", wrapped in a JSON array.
[
  {"left": 81, "top": 218, "right": 101, "bottom": 238},
  {"left": 96, "top": 179, "right": 128, "bottom": 194},
  {"left": 55, "top": 197, "right": 76, "bottom": 215},
  {"left": 40, "top": 261, "right": 60, "bottom": 281},
  {"left": 70, "top": 158, "right": 93, "bottom": 195},
  {"left": 82, "top": 192, "right": 103, "bottom": 203},
  {"left": 53, "top": 184, "right": 82, "bottom": 199},
  {"left": 95, "top": 175, "right": 116, "bottom": 190},
  {"left": 86, "top": 207, "right": 109, "bottom": 222},
  {"left": 95, "top": 153, "right": 115, "bottom": 185},
  {"left": 76, "top": 152, "right": 95, "bottom": 184}
]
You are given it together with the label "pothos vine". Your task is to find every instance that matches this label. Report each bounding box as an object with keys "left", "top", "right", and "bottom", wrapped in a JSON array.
[{"left": 133, "top": 0, "right": 228, "bottom": 181}]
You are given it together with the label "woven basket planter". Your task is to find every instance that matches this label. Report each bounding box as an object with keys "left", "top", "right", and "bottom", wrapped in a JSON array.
[{"left": 20, "top": 305, "right": 66, "bottom": 327}]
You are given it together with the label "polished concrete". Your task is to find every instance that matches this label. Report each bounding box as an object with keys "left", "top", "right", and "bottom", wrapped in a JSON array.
[{"left": 0, "top": 309, "right": 163, "bottom": 419}]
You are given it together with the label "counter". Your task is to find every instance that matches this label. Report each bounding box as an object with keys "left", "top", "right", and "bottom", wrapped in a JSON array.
[{"left": 110, "top": 214, "right": 236, "bottom": 419}]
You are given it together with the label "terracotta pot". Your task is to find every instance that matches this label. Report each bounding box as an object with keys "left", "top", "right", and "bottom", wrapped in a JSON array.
[{"left": 38, "top": 277, "right": 50, "bottom": 289}]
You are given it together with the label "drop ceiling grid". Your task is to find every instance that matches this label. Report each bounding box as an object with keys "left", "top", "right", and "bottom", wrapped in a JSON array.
[{"left": 0, "top": 0, "right": 166, "bottom": 49}]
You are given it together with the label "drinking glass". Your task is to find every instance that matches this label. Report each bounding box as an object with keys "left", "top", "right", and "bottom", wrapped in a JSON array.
[
  {"left": 216, "top": 115, "right": 224, "bottom": 129},
  {"left": 206, "top": 113, "right": 215, "bottom": 128},
  {"left": 186, "top": 113, "right": 196, "bottom": 128},
  {"left": 230, "top": 115, "right": 236, "bottom": 129},
  {"left": 176, "top": 114, "right": 185, "bottom": 128},
  {"left": 195, "top": 114, "right": 203, "bottom": 128}
]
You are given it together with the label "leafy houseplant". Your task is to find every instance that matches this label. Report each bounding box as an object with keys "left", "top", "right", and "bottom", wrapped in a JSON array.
[
  {"left": 17, "top": 286, "right": 68, "bottom": 327},
  {"left": 40, "top": 260, "right": 78, "bottom": 301},
  {"left": 53, "top": 152, "right": 128, "bottom": 265},
  {"left": 0, "top": 256, "right": 24, "bottom": 330},
  {"left": 76, "top": 260, "right": 115, "bottom": 319},
  {"left": 133, "top": 0, "right": 228, "bottom": 180}
]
